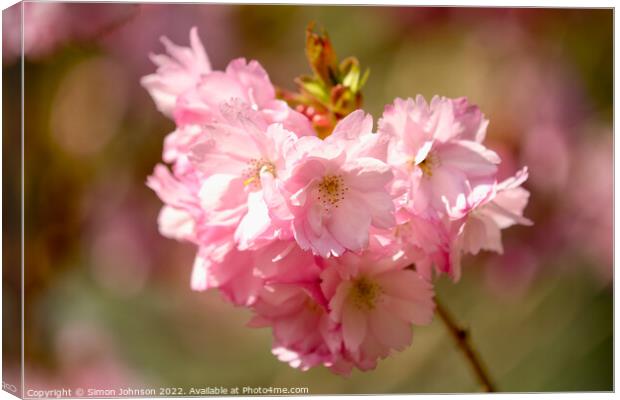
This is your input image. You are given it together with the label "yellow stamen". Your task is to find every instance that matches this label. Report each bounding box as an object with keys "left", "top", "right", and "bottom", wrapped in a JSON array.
[
  {"left": 349, "top": 276, "right": 382, "bottom": 311},
  {"left": 417, "top": 151, "right": 439, "bottom": 177},
  {"left": 242, "top": 158, "right": 276, "bottom": 189},
  {"left": 317, "top": 175, "right": 348, "bottom": 208}
]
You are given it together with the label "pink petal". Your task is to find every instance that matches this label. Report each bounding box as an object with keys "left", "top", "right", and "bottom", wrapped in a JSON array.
[
  {"left": 199, "top": 174, "right": 244, "bottom": 210},
  {"left": 342, "top": 157, "right": 393, "bottom": 191},
  {"left": 225, "top": 58, "right": 275, "bottom": 107},
  {"left": 329, "top": 110, "right": 373, "bottom": 142},
  {"left": 327, "top": 196, "right": 372, "bottom": 252},
  {"left": 381, "top": 295, "right": 434, "bottom": 325},
  {"left": 342, "top": 301, "right": 367, "bottom": 352},
  {"left": 157, "top": 205, "right": 195, "bottom": 241},
  {"left": 439, "top": 140, "right": 500, "bottom": 177},
  {"left": 328, "top": 281, "right": 351, "bottom": 322},
  {"left": 197, "top": 71, "right": 246, "bottom": 105},
  {"left": 374, "top": 270, "right": 433, "bottom": 303},
  {"left": 355, "top": 191, "right": 395, "bottom": 229},
  {"left": 234, "top": 191, "right": 273, "bottom": 250},
  {"left": 368, "top": 307, "right": 412, "bottom": 350}
]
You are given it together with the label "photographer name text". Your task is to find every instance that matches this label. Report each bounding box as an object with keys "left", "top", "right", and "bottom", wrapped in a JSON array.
[{"left": 25, "top": 385, "right": 309, "bottom": 398}]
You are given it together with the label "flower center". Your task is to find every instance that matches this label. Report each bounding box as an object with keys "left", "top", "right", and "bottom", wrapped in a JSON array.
[
  {"left": 349, "top": 276, "right": 382, "bottom": 311},
  {"left": 317, "top": 175, "right": 348, "bottom": 208},
  {"left": 242, "top": 158, "right": 276, "bottom": 189},
  {"left": 417, "top": 151, "right": 440, "bottom": 177}
]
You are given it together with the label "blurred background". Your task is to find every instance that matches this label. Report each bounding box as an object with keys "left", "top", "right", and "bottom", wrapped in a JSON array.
[{"left": 2, "top": 4, "right": 612, "bottom": 394}]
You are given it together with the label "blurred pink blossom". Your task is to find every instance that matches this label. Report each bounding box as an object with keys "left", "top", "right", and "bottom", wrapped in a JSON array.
[{"left": 3, "top": 3, "right": 137, "bottom": 63}]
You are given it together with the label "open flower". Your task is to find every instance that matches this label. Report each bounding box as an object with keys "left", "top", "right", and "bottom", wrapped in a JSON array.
[
  {"left": 321, "top": 252, "right": 435, "bottom": 370},
  {"left": 457, "top": 166, "right": 533, "bottom": 256},
  {"left": 142, "top": 27, "right": 314, "bottom": 136},
  {"left": 172, "top": 57, "right": 275, "bottom": 125},
  {"left": 187, "top": 102, "right": 299, "bottom": 250},
  {"left": 380, "top": 96, "right": 500, "bottom": 218},
  {"left": 276, "top": 112, "right": 396, "bottom": 257},
  {"left": 173, "top": 57, "right": 315, "bottom": 136}
]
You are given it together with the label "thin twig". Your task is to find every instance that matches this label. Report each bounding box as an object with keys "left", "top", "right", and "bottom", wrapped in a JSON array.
[{"left": 435, "top": 297, "right": 497, "bottom": 392}]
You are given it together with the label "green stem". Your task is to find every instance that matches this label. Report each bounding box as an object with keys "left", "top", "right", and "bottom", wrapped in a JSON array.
[{"left": 435, "top": 297, "right": 497, "bottom": 392}]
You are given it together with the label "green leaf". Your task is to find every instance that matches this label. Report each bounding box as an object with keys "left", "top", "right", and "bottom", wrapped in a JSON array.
[{"left": 297, "top": 76, "right": 329, "bottom": 103}]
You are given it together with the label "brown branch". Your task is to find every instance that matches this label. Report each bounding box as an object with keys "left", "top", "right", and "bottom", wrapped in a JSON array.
[{"left": 435, "top": 297, "right": 497, "bottom": 392}]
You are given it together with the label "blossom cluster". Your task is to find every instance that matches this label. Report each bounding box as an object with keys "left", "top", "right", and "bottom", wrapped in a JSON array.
[{"left": 142, "top": 28, "right": 531, "bottom": 374}]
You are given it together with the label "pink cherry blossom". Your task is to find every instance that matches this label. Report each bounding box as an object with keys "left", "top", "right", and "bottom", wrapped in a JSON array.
[
  {"left": 249, "top": 282, "right": 341, "bottom": 371},
  {"left": 187, "top": 102, "right": 300, "bottom": 250},
  {"left": 171, "top": 57, "right": 272, "bottom": 125},
  {"left": 141, "top": 27, "right": 211, "bottom": 117},
  {"left": 143, "top": 27, "right": 532, "bottom": 375},
  {"left": 252, "top": 240, "right": 322, "bottom": 284},
  {"left": 142, "top": 27, "right": 314, "bottom": 136},
  {"left": 274, "top": 111, "right": 395, "bottom": 257},
  {"left": 146, "top": 163, "right": 203, "bottom": 244},
  {"left": 174, "top": 59, "right": 314, "bottom": 136},
  {"left": 191, "top": 242, "right": 264, "bottom": 306},
  {"left": 388, "top": 210, "right": 457, "bottom": 281},
  {"left": 320, "top": 252, "right": 435, "bottom": 371},
  {"left": 457, "top": 167, "right": 533, "bottom": 256},
  {"left": 380, "top": 96, "right": 500, "bottom": 218}
]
